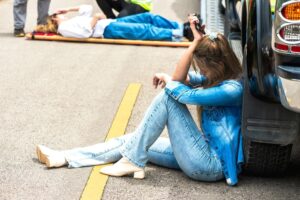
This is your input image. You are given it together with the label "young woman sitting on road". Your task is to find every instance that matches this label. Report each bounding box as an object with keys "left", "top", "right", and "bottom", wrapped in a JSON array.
[
  {"left": 35, "top": 4, "right": 195, "bottom": 41},
  {"left": 36, "top": 15, "right": 244, "bottom": 186}
]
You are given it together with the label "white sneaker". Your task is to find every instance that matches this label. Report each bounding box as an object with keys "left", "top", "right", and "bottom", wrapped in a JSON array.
[
  {"left": 100, "top": 157, "right": 145, "bottom": 179},
  {"left": 36, "top": 145, "right": 67, "bottom": 168}
]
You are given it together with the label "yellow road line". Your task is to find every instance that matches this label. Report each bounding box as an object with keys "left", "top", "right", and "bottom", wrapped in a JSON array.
[{"left": 80, "top": 83, "right": 142, "bottom": 200}]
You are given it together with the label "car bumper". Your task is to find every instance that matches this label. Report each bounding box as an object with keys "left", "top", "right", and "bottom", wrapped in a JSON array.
[{"left": 277, "top": 65, "right": 300, "bottom": 113}]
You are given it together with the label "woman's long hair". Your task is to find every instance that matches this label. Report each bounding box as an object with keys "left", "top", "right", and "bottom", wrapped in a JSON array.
[
  {"left": 192, "top": 33, "right": 242, "bottom": 126},
  {"left": 35, "top": 15, "right": 58, "bottom": 33},
  {"left": 192, "top": 33, "right": 242, "bottom": 88}
]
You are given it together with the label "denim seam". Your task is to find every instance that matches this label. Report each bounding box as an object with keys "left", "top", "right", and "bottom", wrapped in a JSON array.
[
  {"left": 120, "top": 150, "right": 146, "bottom": 168},
  {"left": 65, "top": 144, "right": 122, "bottom": 166},
  {"left": 167, "top": 96, "right": 213, "bottom": 160},
  {"left": 181, "top": 112, "right": 210, "bottom": 158},
  {"left": 149, "top": 148, "right": 173, "bottom": 155},
  {"left": 119, "top": 99, "right": 165, "bottom": 168}
]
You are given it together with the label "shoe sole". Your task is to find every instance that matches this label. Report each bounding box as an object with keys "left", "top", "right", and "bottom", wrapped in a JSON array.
[
  {"left": 14, "top": 34, "right": 25, "bottom": 37},
  {"left": 45, "top": 156, "right": 52, "bottom": 168},
  {"left": 36, "top": 145, "right": 47, "bottom": 164},
  {"left": 100, "top": 167, "right": 145, "bottom": 179}
]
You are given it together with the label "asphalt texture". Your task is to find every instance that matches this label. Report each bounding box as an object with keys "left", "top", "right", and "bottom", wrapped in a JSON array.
[{"left": 0, "top": 0, "right": 299, "bottom": 200}]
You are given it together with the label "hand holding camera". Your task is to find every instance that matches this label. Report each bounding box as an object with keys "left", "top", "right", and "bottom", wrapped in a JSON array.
[
  {"left": 185, "top": 13, "right": 205, "bottom": 42},
  {"left": 189, "top": 13, "right": 205, "bottom": 34}
]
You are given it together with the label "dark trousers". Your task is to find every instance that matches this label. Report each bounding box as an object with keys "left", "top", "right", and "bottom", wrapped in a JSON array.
[{"left": 96, "top": 0, "right": 148, "bottom": 19}]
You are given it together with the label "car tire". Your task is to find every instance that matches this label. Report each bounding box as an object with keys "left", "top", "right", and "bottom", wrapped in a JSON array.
[
  {"left": 242, "top": 46, "right": 293, "bottom": 176},
  {"left": 243, "top": 139, "right": 292, "bottom": 176},
  {"left": 242, "top": 41, "right": 294, "bottom": 176}
]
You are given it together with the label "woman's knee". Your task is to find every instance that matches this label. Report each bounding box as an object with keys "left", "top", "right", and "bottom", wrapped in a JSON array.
[{"left": 153, "top": 91, "right": 170, "bottom": 103}]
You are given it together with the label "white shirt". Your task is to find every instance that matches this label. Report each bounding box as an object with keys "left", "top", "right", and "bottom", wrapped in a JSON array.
[{"left": 58, "top": 5, "right": 116, "bottom": 38}]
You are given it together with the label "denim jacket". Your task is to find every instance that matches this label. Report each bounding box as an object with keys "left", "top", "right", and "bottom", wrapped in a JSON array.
[{"left": 164, "top": 71, "right": 244, "bottom": 186}]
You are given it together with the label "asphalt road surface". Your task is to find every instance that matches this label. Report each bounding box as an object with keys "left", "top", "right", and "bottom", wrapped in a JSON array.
[{"left": 0, "top": 0, "right": 299, "bottom": 199}]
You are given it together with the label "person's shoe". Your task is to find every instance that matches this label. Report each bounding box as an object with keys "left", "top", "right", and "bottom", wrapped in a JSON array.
[
  {"left": 14, "top": 28, "right": 25, "bottom": 37},
  {"left": 45, "top": 154, "right": 67, "bottom": 168},
  {"left": 36, "top": 145, "right": 67, "bottom": 168},
  {"left": 100, "top": 157, "right": 145, "bottom": 179},
  {"left": 36, "top": 145, "right": 54, "bottom": 164}
]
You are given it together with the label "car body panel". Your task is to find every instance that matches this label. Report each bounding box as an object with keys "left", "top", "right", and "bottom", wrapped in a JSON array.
[
  {"left": 223, "top": 0, "right": 300, "bottom": 145},
  {"left": 226, "top": 0, "right": 300, "bottom": 111}
]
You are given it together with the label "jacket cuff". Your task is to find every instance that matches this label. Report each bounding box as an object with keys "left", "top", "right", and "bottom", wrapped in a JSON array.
[{"left": 188, "top": 71, "right": 206, "bottom": 87}]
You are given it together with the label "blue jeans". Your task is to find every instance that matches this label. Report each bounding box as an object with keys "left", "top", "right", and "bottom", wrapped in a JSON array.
[
  {"left": 103, "top": 13, "right": 182, "bottom": 41},
  {"left": 65, "top": 91, "right": 224, "bottom": 182}
]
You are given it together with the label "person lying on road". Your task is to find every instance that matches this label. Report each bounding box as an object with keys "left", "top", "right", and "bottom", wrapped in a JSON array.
[
  {"left": 35, "top": 4, "right": 198, "bottom": 41},
  {"left": 36, "top": 15, "right": 244, "bottom": 186}
]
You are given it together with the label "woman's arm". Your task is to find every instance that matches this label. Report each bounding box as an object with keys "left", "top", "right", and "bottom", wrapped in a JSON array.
[
  {"left": 56, "top": 7, "right": 80, "bottom": 14},
  {"left": 187, "top": 71, "right": 206, "bottom": 87},
  {"left": 152, "top": 15, "right": 205, "bottom": 90},
  {"left": 56, "top": 5, "right": 93, "bottom": 17},
  {"left": 172, "top": 40, "right": 198, "bottom": 82},
  {"left": 165, "top": 81, "right": 243, "bottom": 106},
  {"left": 172, "top": 15, "right": 205, "bottom": 83}
]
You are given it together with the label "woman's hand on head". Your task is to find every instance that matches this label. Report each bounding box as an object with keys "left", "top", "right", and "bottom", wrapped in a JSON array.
[
  {"left": 153, "top": 73, "right": 171, "bottom": 89},
  {"left": 188, "top": 15, "right": 205, "bottom": 42}
]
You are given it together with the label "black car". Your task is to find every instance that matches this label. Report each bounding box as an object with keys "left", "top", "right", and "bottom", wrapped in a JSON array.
[{"left": 220, "top": 0, "right": 300, "bottom": 176}]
